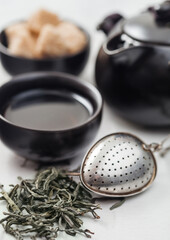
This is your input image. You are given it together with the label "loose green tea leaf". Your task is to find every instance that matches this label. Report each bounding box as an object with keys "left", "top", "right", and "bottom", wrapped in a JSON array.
[
  {"left": 0, "top": 186, "right": 20, "bottom": 213},
  {"left": 0, "top": 168, "right": 101, "bottom": 239},
  {"left": 110, "top": 198, "right": 126, "bottom": 210}
]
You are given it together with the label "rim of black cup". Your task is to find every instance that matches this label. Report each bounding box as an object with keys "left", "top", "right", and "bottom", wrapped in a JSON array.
[{"left": 0, "top": 71, "right": 103, "bottom": 133}]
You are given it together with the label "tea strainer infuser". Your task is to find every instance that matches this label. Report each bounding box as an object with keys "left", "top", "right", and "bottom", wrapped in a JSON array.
[{"left": 69, "top": 132, "right": 170, "bottom": 197}]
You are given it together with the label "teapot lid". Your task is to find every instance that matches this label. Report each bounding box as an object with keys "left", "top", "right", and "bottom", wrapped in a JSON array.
[{"left": 123, "top": 1, "right": 170, "bottom": 45}]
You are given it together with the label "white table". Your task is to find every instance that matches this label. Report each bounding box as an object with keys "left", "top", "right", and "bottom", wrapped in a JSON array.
[{"left": 0, "top": 0, "right": 170, "bottom": 239}]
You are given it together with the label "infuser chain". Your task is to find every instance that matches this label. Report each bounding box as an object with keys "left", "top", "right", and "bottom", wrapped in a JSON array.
[
  {"left": 143, "top": 142, "right": 162, "bottom": 152},
  {"left": 143, "top": 134, "right": 170, "bottom": 156}
]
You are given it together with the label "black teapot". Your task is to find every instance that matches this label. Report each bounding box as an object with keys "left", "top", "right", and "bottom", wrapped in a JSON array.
[{"left": 95, "top": 1, "right": 170, "bottom": 127}]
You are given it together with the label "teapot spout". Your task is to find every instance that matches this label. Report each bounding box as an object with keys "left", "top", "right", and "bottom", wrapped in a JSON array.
[{"left": 97, "top": 13, "right": 124, "bottom": 35}]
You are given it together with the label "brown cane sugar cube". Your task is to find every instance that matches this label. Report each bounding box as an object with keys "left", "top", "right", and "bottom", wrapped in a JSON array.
[
  {"left": 6, "top": 23, "right": 39, "bottom": 45},
  {"left": 55, "top": 22, "right": 87, "bottom": 55},
  {"left": 35, "top": 24, "right": 68, "bottom": 57},
  {"left": 28, "top": 9, "right": 60, "bottom": 34},
  {"left": 8, "top": 37, "right": 35, "bottom": 58},
  {"left": 6, "top": 23, "right": 29, "bottom": 39},
  {"left": 36, "top": 22, "right": 87, "bottom": 57},
  {"left": 6, "top": 23, "right": 36, "bottom": 58}
]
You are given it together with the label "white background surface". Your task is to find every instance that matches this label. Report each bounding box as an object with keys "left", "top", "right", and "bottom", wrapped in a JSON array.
[{"left": 0, "top": 0, "right": 170, "bottom": 240}]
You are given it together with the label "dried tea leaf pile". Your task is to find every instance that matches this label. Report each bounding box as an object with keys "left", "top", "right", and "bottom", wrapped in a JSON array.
[{"left": 0, "top": 168, "right": 100, "bottom": 239}]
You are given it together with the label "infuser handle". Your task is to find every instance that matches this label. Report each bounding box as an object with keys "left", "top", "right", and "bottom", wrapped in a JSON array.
[{"left": 66, "top": 172, "right": 80, "bottom": 177}]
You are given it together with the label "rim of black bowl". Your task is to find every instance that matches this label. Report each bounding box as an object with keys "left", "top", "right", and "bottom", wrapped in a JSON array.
[
  {"left": 0, "top": 21, "right": 90, "bottom": 61},
  {"left": 0, "top": 71, "right": 103, "bottom": 133}
]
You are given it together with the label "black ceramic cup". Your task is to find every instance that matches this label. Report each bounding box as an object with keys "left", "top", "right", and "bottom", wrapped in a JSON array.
[
  {"left": 0, "top": 72, "right": 102, "bottom": 162},
  {"left": 0, "top": 23, "right": 90, "bottom": 76}
]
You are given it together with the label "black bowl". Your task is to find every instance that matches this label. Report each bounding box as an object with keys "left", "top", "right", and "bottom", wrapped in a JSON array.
[
  {"left": 0, "top": 23, "right": 90, "bottom": 76},
  {"left": 0, "top": 72, "right": 102, "bottom": 162}
]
